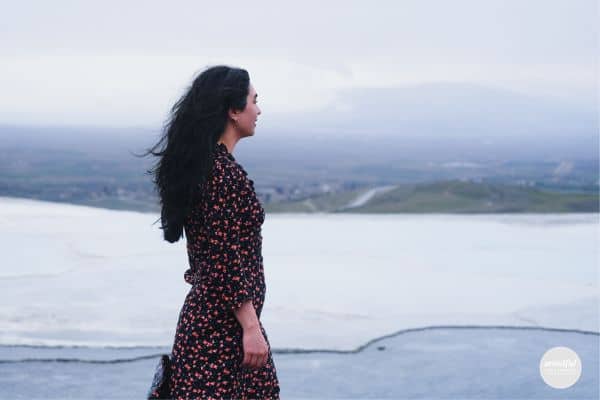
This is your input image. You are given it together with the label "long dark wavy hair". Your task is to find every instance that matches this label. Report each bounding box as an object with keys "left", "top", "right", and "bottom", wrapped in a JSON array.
[{"left": 134, "top": 65, "right": 250, "bottom": 243}]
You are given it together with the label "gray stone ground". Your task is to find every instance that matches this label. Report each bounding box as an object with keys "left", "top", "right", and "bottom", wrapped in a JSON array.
[{"left": 0, "top": 327, "right": 597, "bottom": 399}]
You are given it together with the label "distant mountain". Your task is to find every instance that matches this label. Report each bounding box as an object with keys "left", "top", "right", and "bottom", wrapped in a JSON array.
[
  {"left": 0, "top": 81, "right": 597, "bottom": 163},
  {"left": 263, "top": 81, "right": 596, "bottom": 138},
  {"left": 257, "top": 81, "right": 598, "bottom": 161}
]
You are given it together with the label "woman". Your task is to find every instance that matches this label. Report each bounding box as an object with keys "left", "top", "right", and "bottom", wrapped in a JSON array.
[{"left": 143, "top": 65, "right": 280, "bottom": 399}]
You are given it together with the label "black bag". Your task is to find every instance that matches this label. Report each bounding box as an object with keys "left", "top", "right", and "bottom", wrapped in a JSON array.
[{"left": 147, "top": 354, "right": 173, "bottom": 399}]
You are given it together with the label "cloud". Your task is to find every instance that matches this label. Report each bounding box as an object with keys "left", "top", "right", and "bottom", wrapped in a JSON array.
[{"left": 0, "top": 0, "right": 596, "bottom": 127}]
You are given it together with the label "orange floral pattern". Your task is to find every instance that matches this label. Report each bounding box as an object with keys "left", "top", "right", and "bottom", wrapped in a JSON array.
[{"left": 168, "top": 142, "right": 280, "bottom": 399}]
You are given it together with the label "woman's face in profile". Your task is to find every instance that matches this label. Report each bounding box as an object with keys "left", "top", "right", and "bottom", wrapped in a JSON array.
[{"left": 236, "top": 83, "right": 261, "bottom": 137}]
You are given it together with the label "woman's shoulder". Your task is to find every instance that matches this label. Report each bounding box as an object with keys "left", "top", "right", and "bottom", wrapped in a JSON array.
[{"left": 210, "top": 152, "right": 246, "bottom": 192}]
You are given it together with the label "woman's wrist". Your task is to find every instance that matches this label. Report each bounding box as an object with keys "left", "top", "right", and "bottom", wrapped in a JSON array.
[
  {"left": 242, "top": 321, "right": 260, "bottom": 332},
  {"left": 233, "top": 300, "right": 260, "bottom": 332}
]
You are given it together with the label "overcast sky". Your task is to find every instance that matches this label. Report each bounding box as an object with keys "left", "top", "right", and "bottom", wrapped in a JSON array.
[{"left": 0, "top": 0, "right": 597, "bottom": 128}]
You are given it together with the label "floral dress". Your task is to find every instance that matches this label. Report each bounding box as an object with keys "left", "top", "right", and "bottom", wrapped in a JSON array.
[{"left": 168, "top": 142, "right": 280, "bottom": 399}]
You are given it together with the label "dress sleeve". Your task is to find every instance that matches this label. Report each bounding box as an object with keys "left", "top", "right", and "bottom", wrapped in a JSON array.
[{"left": 205, "top": 164, "right": 254, "bottom": 313}]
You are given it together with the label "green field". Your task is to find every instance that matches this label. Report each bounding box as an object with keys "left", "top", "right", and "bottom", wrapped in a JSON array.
[{"left": 265, "top": 180, "right": 599, "bottom": 214}]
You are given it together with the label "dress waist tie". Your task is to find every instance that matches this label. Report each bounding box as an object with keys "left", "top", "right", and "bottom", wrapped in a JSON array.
[{"left": 183, "top": 261, "right": 208, "bottom": 286}]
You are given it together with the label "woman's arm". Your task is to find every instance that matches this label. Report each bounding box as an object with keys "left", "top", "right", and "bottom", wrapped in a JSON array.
[
  {"left": 204, "top": 163, "right": 268, "bottom": 369},
  {"left": 204, "top": 164, "right": 253, "bottom": 312},
  {"left": 234, "top": 300, "right": 269, "bottom": 369}
]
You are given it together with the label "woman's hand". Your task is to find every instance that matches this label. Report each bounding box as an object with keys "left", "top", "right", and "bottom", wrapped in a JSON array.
[
  {"left": 233, "top": 300, "right": 268, "bottom": 369},
  {"left": 241, "top": 324, "right": 269, "bottom": 369}
]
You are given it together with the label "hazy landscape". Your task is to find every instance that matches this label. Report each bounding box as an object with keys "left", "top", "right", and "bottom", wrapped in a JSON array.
[{"left": 1, "top": 82, "right": 598, "bottom": 215}]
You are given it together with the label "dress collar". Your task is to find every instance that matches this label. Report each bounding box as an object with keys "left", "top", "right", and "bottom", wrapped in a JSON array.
[
  {"left": 215, "top": 142, "right": 249, "bottom": 178},
  {"left": 215, "top": 142, "right": 235, "bottom": 161}
]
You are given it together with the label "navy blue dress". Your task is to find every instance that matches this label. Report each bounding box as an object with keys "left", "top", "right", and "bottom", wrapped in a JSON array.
[{"left": 168, "top": 142, "right": 280, "bottom": 399}]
